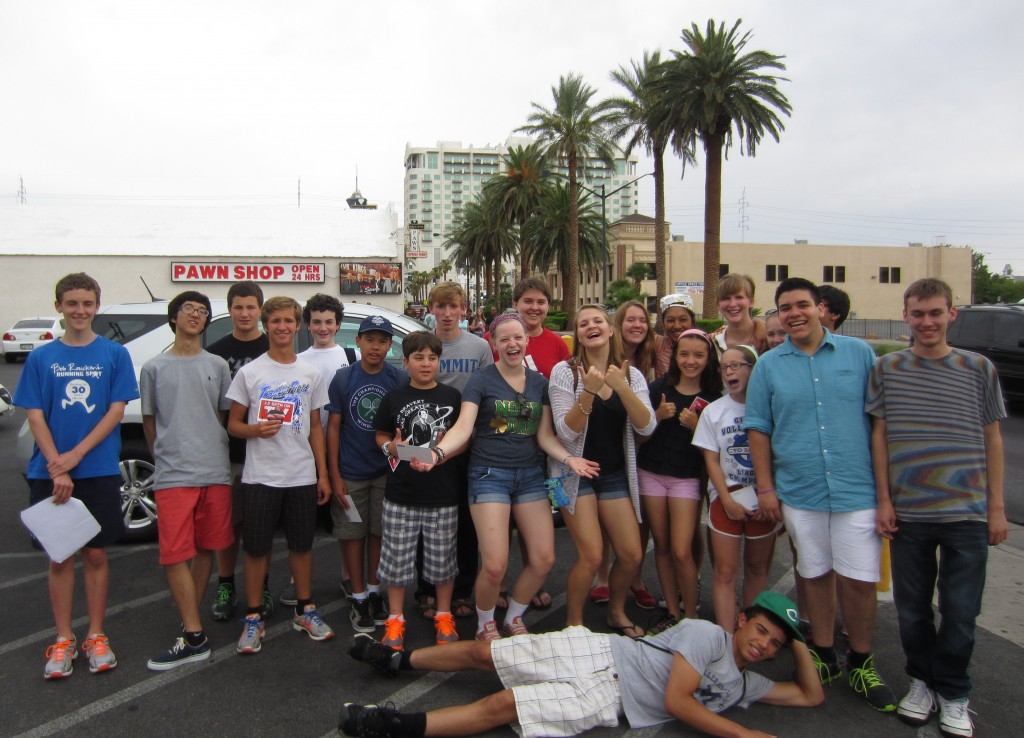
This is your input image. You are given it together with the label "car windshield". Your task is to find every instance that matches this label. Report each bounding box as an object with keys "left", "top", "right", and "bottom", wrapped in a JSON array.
[
  {"left": 93, "top": 314, "right": 167, "bottom": 345},
  {"left": 14, "top": 319, "right": 54, "bottom": 329}
]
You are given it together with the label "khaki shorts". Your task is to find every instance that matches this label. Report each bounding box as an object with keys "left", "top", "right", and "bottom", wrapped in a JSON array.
[{"left": 331, "top": 475, "right": 385, "bottom": 539}]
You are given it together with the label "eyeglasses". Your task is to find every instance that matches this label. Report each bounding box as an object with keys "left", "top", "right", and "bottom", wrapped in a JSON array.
[
  {"left": 763, "top": 308, "right": 779, "bottom": 317},
  {"left": 180, "top": 305, "right": 210, "bottom": 317},
  {"left": 515, "top": 392, "right": 534, "bottom": 421},
  {"left": 720, "top": 362, "right": 753, "bottom": 373}
]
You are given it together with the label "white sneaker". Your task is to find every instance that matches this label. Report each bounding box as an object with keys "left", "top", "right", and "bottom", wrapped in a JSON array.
[
  {"left": 937, "top": 694, "right": 973, "bottom": 738},
  {"left": 897, "top": 677, "right": 936, "bottom": 726}
]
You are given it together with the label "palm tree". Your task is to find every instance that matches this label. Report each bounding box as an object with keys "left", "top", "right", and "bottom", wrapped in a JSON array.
[
  {"left": 654, "top": 19, "right": 791, "bottom": 318},
  {"left": 481, "top": 142, "right": 553, "bottom": 282},
  {"left": 445, "top": 197, "right": 516, "bottom": 308},
  {"left": 518, "top": 73, "right": 617, "bottom": 324},
  {"left": 604, "top": 50, "right": 677, "bottom": 302},
  {"left": 522, "top": 182, "right": 606, "bottom": 281}
]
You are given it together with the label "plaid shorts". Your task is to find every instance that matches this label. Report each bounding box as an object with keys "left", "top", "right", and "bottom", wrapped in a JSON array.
[
  {"left": 241, "top": 483, "right": 317, "bottom": 557},
  {"left": 492, "top": 626, "right": 622, "bottom": 737},
  {"left": 376, "top": 499, "right": 458, "bottom": 587}
]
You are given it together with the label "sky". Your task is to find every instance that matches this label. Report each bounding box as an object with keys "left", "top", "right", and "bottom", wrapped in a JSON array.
[{"left": 2, "top": 0, "right": 1022, "bottom": 273}]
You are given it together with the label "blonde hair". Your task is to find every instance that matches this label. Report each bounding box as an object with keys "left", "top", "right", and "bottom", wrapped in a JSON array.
[
  {"left": 717, "top": 273, "right": 756, "bottom": 302},
  {"left": 428, "top": 281, "right": 466, "bottom": 307},
  {"left": 570, "top": 305, "right": 623, "bottom": 370}
]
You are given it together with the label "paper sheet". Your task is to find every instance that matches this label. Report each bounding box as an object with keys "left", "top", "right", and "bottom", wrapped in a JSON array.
[{"left": 20, "top": 496, "right": 101, "bottom": 563}]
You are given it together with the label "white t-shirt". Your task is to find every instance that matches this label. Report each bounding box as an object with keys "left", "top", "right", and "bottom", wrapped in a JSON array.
[
  {"left": 226, "top": 353, "right": 329, "bottom": 488},
  {"left": 692, "top": 394, "right": 756, "bottom": 502},
  {"left": 299, "top": 345, "right": 357, "bottom": 429}
]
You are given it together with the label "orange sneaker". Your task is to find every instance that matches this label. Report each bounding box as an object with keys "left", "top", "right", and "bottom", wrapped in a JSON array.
[
  {"left": 382, "top": 616, "right": 405, "bottom": 651},
  {"left": 434, "top": 613, "right": 458, "bottom": 644},
  {"left": 44, "top": 636, "right": 77, "bottom": 679},
  {"left": 82, "top": 633, "right": 118, "bottom": 673}
]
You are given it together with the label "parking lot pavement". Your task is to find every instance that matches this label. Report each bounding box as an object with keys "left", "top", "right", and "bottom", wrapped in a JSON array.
[{"left": 3, "top": 524, "right": 1023, "bottom": 738}]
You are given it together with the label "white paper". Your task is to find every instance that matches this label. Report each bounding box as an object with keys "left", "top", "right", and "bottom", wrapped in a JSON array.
[
  {"left": 343, "top": 502, "right": 362, "bottom": 524},
  {"left": 20, "top": 496, "right": 101, "bottom": 563},
  {"left": 396, "top": 444, "right": 435, "bottom": 464},
  {"left": 730, "top": 485, "right": 759, "bottom": 513}
]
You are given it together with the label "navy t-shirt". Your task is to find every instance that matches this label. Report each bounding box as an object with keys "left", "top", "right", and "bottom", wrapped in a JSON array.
[{"left": 461, "top": 364, "right": 549, "bottom": 468}]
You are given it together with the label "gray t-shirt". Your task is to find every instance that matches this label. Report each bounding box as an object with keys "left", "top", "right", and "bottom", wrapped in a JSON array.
[
  {"left": 609, "top": 619, "right": 774, "bottom": 728},
  {"left": 461, "top": 364, "right": 548, "bottom": 468},
  {"left": 140, "top": 351, "right": 233, "bottom": 491},
  {"left": 436, "top": 330, "right": 493, "bottom": 392}
]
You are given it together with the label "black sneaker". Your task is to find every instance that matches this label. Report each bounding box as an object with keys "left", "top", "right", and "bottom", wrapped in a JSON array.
[
  {"left": 810, "top": 647, "right": 843, "bottom": 686},
  {"left": 647, "top": 614, "right": 679, "bottom": 635},
  {"left": 348, "top": 633, "right": 400, "bottom": 677},
  {"left": 848, "top": 654, "right": 897, "bottom": 713},
  {"left": 211, "top": 583, "right": 236, "bottom": 622},
  {"left": 339, "top": 702, "right": 405, "bottom": 737},
  {"left": 146, "top": 636, "right": 211, "bottom": 671},
  {"left": 368, "top": 592, "right": 388, "bottom": 625},
  {"left": 260, "top": 589, "right": 274, "bottom": 619},
  {"left": 349, "top": 597, "right": 376, "bottom": 633}
]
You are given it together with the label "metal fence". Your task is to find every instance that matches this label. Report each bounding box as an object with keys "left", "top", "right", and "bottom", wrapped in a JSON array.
[{"left": 837, "top": 319, "right": 909, "bottom": 341}]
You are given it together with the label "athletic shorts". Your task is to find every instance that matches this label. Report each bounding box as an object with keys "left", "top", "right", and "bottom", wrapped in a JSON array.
[
  {"left": 637, "top": 469, "right": 701, "bottom": 500},
  {"left": 241, "top": 482, "right": 317, "bottom": 556},
  {"left": 576, "top": 469, "right": 630, "bottom": 502},
  {"left": 492, "top": 626, "right": 622, "bottom": 738},
  {"left": 331, "top": 475, "right": 385, "bottom": 539},
  {"left": 28, "top": 476, "right": 125, "bottom": 551},
  {"left": 377, "top": 500, "right": 458, "bottom": 587},
  {"left": 782, "top": 506, "right": 881, "bottom": 582},
  {"left": 707, "top": 497, "right": 780, "bottom": 540},
  {"left": 155, "top": 485, "right": 234, "bottom": 565}
]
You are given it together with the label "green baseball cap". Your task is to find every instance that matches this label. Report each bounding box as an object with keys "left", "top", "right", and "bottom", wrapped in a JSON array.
[{"left": 752, "top": 591, "right": 805, "bottom": 643}]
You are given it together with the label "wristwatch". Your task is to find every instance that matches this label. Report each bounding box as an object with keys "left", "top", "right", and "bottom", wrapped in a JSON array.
[{"left": 381, "top": 441, "right": 391, "bottom": 458}]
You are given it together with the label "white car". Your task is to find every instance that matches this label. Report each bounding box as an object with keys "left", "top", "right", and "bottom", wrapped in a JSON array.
[
  {"left": 0, "top": 383, "right": 12, "bottom": 417},
  {"left": 2, "top": 316, "right": 65, "bottom": 363},
  {"left": 17, "top": 299, "right": 426, "bottom": 541}
]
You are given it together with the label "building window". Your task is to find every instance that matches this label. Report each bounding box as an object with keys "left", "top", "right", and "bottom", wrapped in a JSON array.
[
  {"left": 719, "top": 264, "right": 730, "bottom": 278},
  {"left": 823, "top": 265, "right": 846, "bottom": 283},
  {"left": 765, "top": 264, "right": 789, "bottom": 282},
  {"left": 879, "top": 266, "right": 901, "bottom": 284},
  {"left": 427, "top": 153, "right": 438, "bottom": 169}
]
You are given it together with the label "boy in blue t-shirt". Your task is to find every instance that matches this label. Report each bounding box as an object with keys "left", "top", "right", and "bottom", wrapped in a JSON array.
[
  {"left": 327, "top": 315, "right": 408, "bottom": 633},
  {"left": 16, "top": 272, "right": 139, "bottom": 679}
]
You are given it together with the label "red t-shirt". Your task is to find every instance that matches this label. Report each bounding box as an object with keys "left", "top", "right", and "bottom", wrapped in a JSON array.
[{"left": 484, "top": 327, "right": 570, "bottom": 379}]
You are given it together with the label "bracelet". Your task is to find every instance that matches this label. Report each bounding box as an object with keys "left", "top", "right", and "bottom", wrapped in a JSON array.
[
  {"left": 561, "top": 454, "right": 573, "bottom": 466},
  {"left": 756, "top": 487, "right": 776, "bottom": 496},
  {"left": 577, "top": 400, "right": 593, "bottom": 415},
  {"left": 432, "top": 446, "right": 446, "bottom": 463},
  {"left": 582, "top": 388, "right": 597, "bottom": 396},
  {"left": 381, "top": 441, "right": 391, "bottom": 457}
]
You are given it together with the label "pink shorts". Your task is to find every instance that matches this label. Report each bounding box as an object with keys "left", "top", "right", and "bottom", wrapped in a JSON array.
[
  {"left": 637, "top": 469, "right": 701, "bottom": 500},
  {"left": 155, "top": 485, "right": 234, "bottom": 565}
]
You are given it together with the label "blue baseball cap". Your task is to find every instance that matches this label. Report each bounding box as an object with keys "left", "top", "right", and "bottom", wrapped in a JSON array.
[{"left": 357, "top": 315, "right": 394, "bottom": 336}]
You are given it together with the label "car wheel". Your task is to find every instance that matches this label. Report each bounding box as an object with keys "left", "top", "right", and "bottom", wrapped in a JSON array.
[
  {"left": 4, "top": 354, "right": 17, "bottom": 364},
  {"left": 119, "top": 440, "right": 158, "bottom": 542}
]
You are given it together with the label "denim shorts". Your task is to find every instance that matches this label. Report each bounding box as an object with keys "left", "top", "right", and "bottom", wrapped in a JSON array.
[
  {"left": 576, "top": 469, "right": 630, "bottom": 501},
  {"left": 468, "top": 464, "right": 549, "bottom": 505}
]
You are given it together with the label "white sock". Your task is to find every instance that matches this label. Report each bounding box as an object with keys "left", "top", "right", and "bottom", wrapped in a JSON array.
[
  {"left": 352, "top": 591, "right": 368, "bottom": 601},
  {"left": 367, "top": 583, "right": 380, "bottom": 595},
  {"left": 477, "top": 607, "right": 496, "bottom": 630},
  {"left": 505, "top": 599, "right": 528, "bottom": 623}
]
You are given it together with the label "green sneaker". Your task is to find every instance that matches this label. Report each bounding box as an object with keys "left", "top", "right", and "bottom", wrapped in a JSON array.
[
  {"left": 261, "top": 589, "right": 274, "bottom": 619},
  {"left": 810, "top": 647, "right": 842, "bottom": 686},
  {"left": 211, "top": 583, "right": 236, "bottom": 622},
  {"left": 848, "top": 654, "right": 896, "bottom": 713}
]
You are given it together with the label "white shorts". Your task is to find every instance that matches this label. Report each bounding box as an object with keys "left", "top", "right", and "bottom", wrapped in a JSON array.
[
  {"left": 782, "top": 506, "right": 881, "bottom": 582},
  {"left": 492, "top": 626, "right": 622, "bottom": 738}
]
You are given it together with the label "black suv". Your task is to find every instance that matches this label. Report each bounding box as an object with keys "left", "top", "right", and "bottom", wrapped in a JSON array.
[{"left": 946, "top": 303, "right": 1024, "bottom": 403}]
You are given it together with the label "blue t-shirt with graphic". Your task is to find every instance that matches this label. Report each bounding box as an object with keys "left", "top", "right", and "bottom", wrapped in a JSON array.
[
  {"left": 16, "top": 336, "right": 139, "bottom": 479},
  {"left": 326, "top": 362, "right": 408, "bottom": 480}
]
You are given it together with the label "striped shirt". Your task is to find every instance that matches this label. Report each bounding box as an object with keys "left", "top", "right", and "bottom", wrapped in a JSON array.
[{"left": 866, "top": 348, "right": 1005, "bottom": 522}]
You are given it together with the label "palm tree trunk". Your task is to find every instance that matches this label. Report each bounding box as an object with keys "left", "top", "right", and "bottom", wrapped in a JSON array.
[
  {"left": 654, "top": 141, "right": 667, "bottom": 301},
  {"left": 519, "top": 214, "right": 529, "bottom": 282},
  {"left": 567, "top": 151, "right": 580, "bottom": 324},
  {"left": 703, "top": 133, "right": 724, "bottom": 319}
]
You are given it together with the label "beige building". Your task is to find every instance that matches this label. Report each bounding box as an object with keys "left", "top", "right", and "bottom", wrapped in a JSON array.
[{"left": 549, "top": 213, "right": 972, "bottom": 320}]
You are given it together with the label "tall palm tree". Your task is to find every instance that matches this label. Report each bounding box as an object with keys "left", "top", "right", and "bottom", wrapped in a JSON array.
[
  {"left": 482, "top": 142, "right": 553, "bottom": 282},
  {"left": 522, "top": 182, "right": 606, "bottom": 281},
  {"left": 518, "top": 73, "right": 617, "bottom": 323},
  {"left": 445, "top": 197, "right": 516, "bottom": 308},
  {"left": 654, "top": 19, "right": 791, "bottom": 318}
]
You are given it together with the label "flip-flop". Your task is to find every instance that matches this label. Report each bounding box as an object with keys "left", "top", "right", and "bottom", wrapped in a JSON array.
[
  {"left": 607, "top": 622, "right": 645, "bottom": 639},
  {"left": 530, "top": 589, "right": 552, "bottom": 610},
  {"left": 417, "top": 593, "right": 437, "bottom": 620}
]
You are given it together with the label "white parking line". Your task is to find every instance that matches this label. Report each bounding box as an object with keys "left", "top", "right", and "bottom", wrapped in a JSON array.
[{"left": 0, "top": 544, "right": 159, "bottom": 590}]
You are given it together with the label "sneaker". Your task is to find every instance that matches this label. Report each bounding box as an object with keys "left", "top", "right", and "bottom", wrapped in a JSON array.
[
  {"left": 339, "top": 702, "right": 404, "bottom": 738},
  {"left": 237, "top": 614, "right": 264, "bottom": 654},
  {"left": 434, "top": 613, "right": 458, "bottom": 644},
  {"left": 261, "top": 589, "right": 274, "bottom": 618},
  {"left": 848, "top": 654, "right": 896, "bottom": 713},
  {"left": 82, "top": 633, "right": 117, "bottom": 673},
  {"left": 279, "top": 583, "right": 298, "bottom": 607},
  {"left": 898, "top": 677, "right": 937, "bottom": 726},
  {"left": 348, "top": 633, "right": 400, "bottom": 677},
  {"left": 147, "top": 636, "right": 211, "bottom": 671},
  {"left": 43, "top": 636, "right": 77, "bottom": 679},
  {"left": 647, "top": 614, "right": 679, "bottom": 635},
  {"left": 810, "top": 647, "right": 842, "bottom": 685},
  {"left": 381, "top": 617, "right": 405, "bottom": 651},
  {"left": 368, "top": 591, "right": 388, "bottom": 625},
  {"left": 211, "top": 582, "right": 236, "bottom": 622},
  {"left": 631, "top": 585, "right": 657, "bottom": 610},
  {"left": 293, "top": 604, "right": 334, "bottom": 641},
  {"left": 349, "top": 597, "right": 376, "bottom": 633},
  {"left": 937, "top": 695, "right": 974, "bottom": 738},
  {"left": 475, "top": 620, "right": 501, "bottom": 641},
  {"left": 502, "top": 616, "right": 529, "bottom": 637}
]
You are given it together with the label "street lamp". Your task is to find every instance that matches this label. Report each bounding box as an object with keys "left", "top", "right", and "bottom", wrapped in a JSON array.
[{"left": 578, "top": 172, "right": 654, "bottom": 303}]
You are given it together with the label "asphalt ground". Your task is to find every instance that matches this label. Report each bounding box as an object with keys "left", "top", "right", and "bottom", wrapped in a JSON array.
[{"left": 2, "top": 360, "right": 1022, "bottom": 738}]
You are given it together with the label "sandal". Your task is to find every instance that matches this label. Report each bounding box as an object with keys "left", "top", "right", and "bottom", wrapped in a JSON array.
[
  {"left": 607, "top": 621, "right": 645, "bottom": 639},
  {"left": 495, "top": 589, "right": 510, "bottom": 610},
  {"left": 452, "top": 596, "right": 475, "bottom": 619},
  {"left": 530, "top": 589, "right": 552, "bottom": 610},
  {"left": 417, "top": 593, "right": 437, "bottom": 620}
]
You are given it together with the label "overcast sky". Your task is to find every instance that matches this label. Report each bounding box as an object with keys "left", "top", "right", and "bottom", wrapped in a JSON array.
[{"left": 2, "top": 0, "right": 1022, "bottom": 273}]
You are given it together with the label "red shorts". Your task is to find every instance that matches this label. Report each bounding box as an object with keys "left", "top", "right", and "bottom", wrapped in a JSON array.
[
  {"left": 708, "top": 496, "right": 779, "bottom": 540},
  {"left": 155, "top": 485, "right": 234, "bottom": 565}
]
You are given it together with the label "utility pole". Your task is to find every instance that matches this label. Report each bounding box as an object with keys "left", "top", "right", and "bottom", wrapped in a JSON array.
[
  {"left": 18, "top": 175, "right": 27, "bottom": 204},
  {"left": 738, "top": 188, "right": 749, "bottom": 242},
  {"left": 297, "top": 178, "right": 301, "bottom": 208}
]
